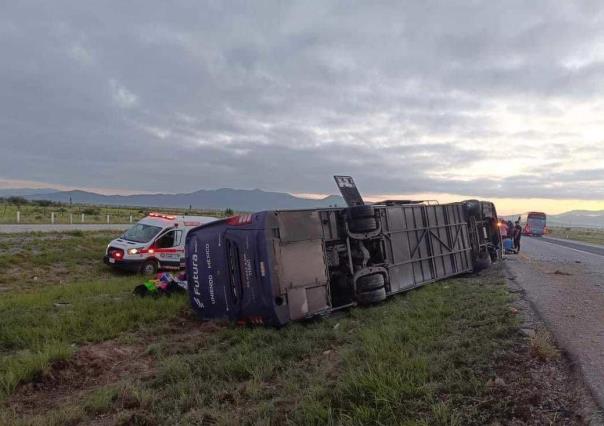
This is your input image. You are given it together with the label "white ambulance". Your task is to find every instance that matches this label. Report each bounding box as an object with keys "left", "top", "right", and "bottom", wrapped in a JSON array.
[{"left": 104, "top": 212, "right": 218, "bottom": 275}]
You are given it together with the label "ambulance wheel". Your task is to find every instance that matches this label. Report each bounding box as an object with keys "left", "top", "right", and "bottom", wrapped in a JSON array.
[
  {"left": 141, "top": 260, "right": 158, "bottom": 276},
  {"left": 357, "top": 287, "right": 386, "bottom": 305}
]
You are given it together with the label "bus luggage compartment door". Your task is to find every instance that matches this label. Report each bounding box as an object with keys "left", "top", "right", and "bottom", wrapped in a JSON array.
[{"left": 274, "top": 210, "right": 330, "bottom": 321}]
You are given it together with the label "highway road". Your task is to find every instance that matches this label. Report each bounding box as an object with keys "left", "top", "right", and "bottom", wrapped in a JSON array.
[
  {"left": 540, "top": 236, "right": 604, "bottom": 257},
  {"left": 506, "top": 236, "right": 604, "bottom": 408},
  {"left": 0, "top": 224, "right": 130, "bottom": 233}
]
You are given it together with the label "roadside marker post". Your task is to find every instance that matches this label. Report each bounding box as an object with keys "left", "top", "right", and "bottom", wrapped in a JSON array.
[
  {"left": 70, "top": 214, "right": 73, "bottom": 224},
  {"left": 130, "top": 215, "right": 133, "bottom": 223},
  {"left": 106, "top": 215, "right": 110, "bottom": 224},
  {"left": 51, "top": 212, "right": 55, "bottom": 224},
  {"left": 81, "top": 213, "right": 84, "bottom": 223},
  {"left": 16, "top": 211, "right": 20, "bottom": 223}
]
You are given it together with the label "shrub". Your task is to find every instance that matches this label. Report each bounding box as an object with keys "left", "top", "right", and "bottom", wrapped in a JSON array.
[
  {"left": 82, "top": 207, "right": 100, "bottom": 216},
  {"left": 7, "top": 196, "right": 28, "bottom": 206}
]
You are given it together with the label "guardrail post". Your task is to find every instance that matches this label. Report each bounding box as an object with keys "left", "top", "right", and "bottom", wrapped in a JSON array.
[
  {"left": 17, "top": 211, "right": 20, "bottom": 223},
  {"left": 51, "top": 212, "right": 55, "bottom": 224}
]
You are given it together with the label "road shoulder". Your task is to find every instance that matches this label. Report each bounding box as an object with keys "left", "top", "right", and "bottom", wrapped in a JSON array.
[{"left": 504, "top": 257, "right": 603, "bottom": 422}]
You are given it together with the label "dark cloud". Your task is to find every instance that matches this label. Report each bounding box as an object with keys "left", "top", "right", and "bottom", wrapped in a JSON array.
[{"left": 1, "top": 1, "right": 603, "bottom": 200}]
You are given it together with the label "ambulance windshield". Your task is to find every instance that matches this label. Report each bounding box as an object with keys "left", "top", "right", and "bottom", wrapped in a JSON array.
[{"left": 122, "top": 223, "right": 162, "bottom": 243}]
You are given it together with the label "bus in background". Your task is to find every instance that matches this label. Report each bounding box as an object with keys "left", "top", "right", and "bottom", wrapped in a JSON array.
[{"left": 521, "top": 212, "right": 547, "bottom": 236}]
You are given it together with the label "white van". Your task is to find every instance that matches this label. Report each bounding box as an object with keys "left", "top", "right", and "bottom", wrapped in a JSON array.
[{"left": 104, "top": 212, "right": 217, "bottom": 275}]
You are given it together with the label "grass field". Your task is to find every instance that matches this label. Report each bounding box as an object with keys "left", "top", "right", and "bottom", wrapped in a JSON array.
[
  {"left": 0, "top": 231, "right": 125, "bottom": 291},
  {"left": 0, "top": 201, "right": 227, "bottom": 225},
  {"left": 0, "top": 232, "right": 591, "bottom": 424},
  {"left": 548, "top": 226, "right": 604, "bottom": 246}
]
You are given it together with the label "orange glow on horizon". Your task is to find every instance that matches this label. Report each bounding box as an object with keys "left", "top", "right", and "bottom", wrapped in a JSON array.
[{"left": 293, "top": 192, "right": 604, "bottom": 215}]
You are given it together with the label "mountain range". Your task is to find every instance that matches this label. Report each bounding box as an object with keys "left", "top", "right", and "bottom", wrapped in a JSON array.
[
  {"left": 2, "top": 188, "right": 604, "bottom": 227},
  {"left": 547, "top": 210, "right": 604, "bottom": 228},
  {"left": 0, "top": 188, "right": 59, "bottom": 197},
  {"left": 0, "top": 188, "right": 344, "bottom": 212}
]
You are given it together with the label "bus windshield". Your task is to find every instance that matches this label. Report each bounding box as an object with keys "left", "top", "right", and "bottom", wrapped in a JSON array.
[
  {"left": 528, "top": 212, "right": 546, "bottom": 219},
  {"left": 122, "top": 223, "right": 162, "bottom": 243}
]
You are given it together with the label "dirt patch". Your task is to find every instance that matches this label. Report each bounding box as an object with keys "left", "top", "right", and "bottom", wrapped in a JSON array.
[
  {"left": 486, "top": 341, "right": 593, "bottom": 424},
  {"left": 9, "top": 341, "right": 152, "bottom": 415},
  {"left": 7, "top": 315, "right": 224, "bottom": 418}
]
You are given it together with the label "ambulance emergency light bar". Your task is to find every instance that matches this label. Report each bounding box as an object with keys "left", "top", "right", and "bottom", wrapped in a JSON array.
[{"left": 148, "top": 212, "right": 176, "bottom": 220}]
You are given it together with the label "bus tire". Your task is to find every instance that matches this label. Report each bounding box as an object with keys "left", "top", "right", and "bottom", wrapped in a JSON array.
[
  {"left": 141, "top": 259, "right": 158, "bottom": 276},
  {"left": 348, "top": 205, "right": 374, "bottom": 219},
  {"left": 463, "top": 199, "right": 481, "bottom": 218},
  {"left": 357, "top": 287, "right": 387, "bottom": 305},
  {"left": 488, "top": 247, "right": 499, "bottom": 263},
  {"left": 349, "top": 217, "right": 378, "bottom": 233},
  {"left": 357, "top": 273, "right": 385, "bottom": 292},
  {"left": 347, "top": 205, "right": 378, "bottom": 233},
  {"left": 473, "top": 253, "right": 491, "bottom": 272}
]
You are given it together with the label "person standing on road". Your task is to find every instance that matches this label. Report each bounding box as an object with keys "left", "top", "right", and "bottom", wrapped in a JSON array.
[{"left": 513, "top": 220, "right": 522, "bottom": 253}]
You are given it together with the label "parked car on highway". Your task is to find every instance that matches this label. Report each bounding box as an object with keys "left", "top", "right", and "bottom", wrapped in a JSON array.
[
  {"left": 104, "top": 212, "right": 217, "bottom": 275},
  {"left": 185, "top": 177, "right": 500, "bottom": 326}
]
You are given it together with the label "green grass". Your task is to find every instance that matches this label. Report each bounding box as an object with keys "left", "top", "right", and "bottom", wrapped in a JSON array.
[
  {"left": 0, "top": 277, "right": 187, "bottom": 398},
  {"left": 0, "top": 231, "right": 581, "bottom": 424},
  {"left": 0, "top": 201, "right": 227, "bottom": 224},
  {"left": 0, "top": 231, "right": 124, "bottom": 290},
  {"left": 548, "top": 226, "right": 604, "bottom": 246},
  {"left": 0, "top": 230, "right": 190, "bottom": 401},
  {"left": 3, "top": 269, "right": 529, "bottom": 425}
]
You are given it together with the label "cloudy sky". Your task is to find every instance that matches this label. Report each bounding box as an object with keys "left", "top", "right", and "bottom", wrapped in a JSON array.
[{"left": 1, "top": 1, "right": 603, "bottom": 214}]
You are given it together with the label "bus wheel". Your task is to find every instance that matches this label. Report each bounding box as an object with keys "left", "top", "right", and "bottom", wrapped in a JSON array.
[
  {"left": 357, "top": 273, "right": 385, "bottom": 292},
  {"left": 357, "top": 287, "right": 387, "bottom": 305},
  {"left": 356, "top": 274, "right": 386, "bottom": 305},
  {"left": 348, "top": 205, "right": 378, "bottom": 233},
  {"left": 473, "top": 253, "right": 491, "bottom": 272},
  {"left": 141, "top": 260, "right": 158, "bottom": 276}
]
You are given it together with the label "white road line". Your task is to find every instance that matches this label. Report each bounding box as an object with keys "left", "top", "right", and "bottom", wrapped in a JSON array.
[{"left": 537, "top": 239, "right": 604, "bottom": 258}]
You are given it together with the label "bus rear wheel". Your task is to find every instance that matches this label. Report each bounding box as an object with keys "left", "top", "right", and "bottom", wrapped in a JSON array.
[
  {"left": 348, "top": 205, "right": 378, "bottom": 233},
  {"left": 357, "top": 287, "right": 387, "bottom": 305},
  {"left": 356, "top": 274, "right": 386, "bottom": 305}
]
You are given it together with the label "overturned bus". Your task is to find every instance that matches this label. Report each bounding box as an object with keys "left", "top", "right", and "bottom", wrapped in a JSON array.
[{"left": 185, "top": 176, "right": 501, "bottom": 326}]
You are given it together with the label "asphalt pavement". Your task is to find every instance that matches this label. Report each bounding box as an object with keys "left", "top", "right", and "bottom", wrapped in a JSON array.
[
  {"left": 0, "top": 224, "right": 131, "bottom": 233},
  {"left": 505, "top": 236, "right": 604, "bottom": 409},
  {"left": 541, "top": 236, "right": 604, "bottom": 257}
]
